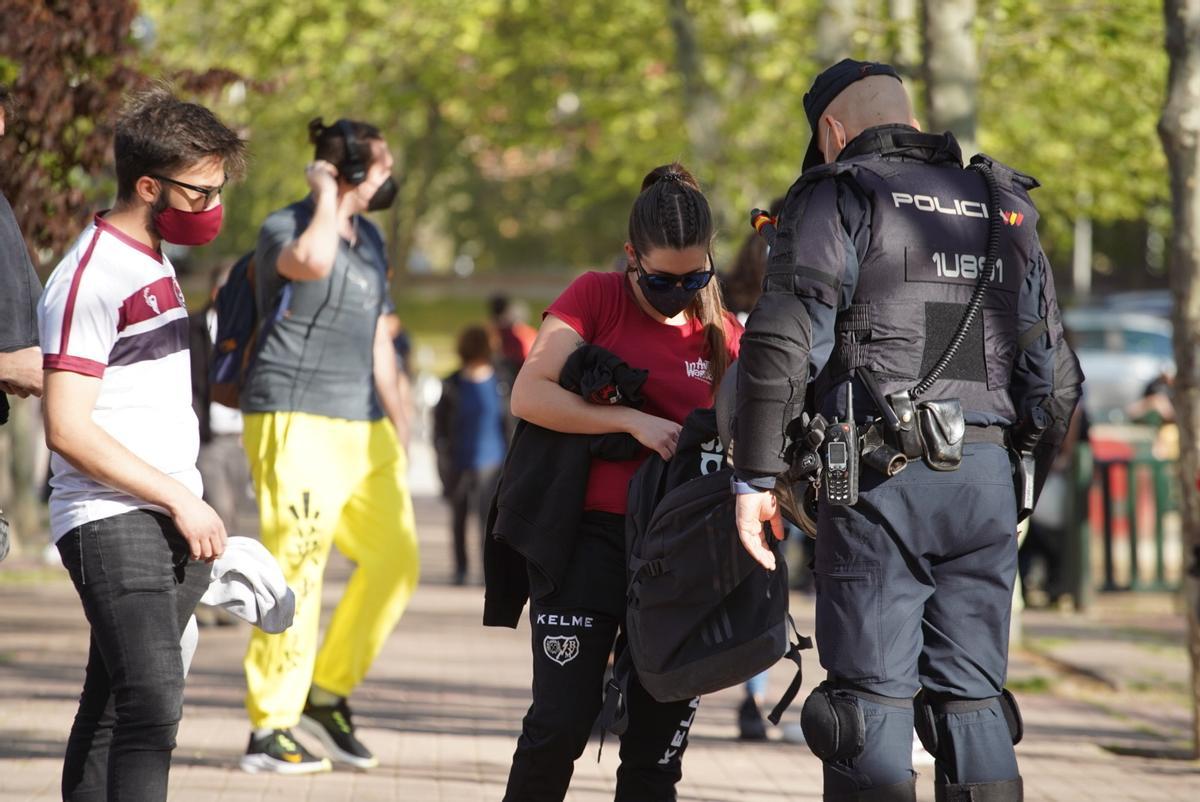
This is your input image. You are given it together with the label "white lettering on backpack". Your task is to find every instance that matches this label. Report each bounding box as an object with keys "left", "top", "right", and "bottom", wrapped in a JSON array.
[
  {"left": 699, "top": 438, "right": 724, "bottom": 475},
  {"left": 536, "top": 613, "right": 594, "bottom": 628},
  {"left": 658, "top": 696, "right": 701, "bottom": 764}
]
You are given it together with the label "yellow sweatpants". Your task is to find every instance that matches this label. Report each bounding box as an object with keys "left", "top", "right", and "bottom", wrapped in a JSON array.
[{"left": 242, "top": 411, "right": 420, "bottom": 730}]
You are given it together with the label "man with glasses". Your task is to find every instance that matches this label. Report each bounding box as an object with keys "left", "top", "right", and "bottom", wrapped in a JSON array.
[{"left": 38, "top": 85, "right": 245, "bottom": 802}]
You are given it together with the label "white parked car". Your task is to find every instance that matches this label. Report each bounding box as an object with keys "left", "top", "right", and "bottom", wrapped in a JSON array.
[{"left": 1061, "top": 309, "right": 1174, "bottom": 424}]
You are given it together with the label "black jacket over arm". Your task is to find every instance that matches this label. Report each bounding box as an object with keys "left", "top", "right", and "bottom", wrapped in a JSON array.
[{"left": 483, "top": 345, "right": 646, "bottom": 628}]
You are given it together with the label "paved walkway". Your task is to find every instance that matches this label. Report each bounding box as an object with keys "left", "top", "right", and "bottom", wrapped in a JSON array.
[{"left": 2, "top": 485, "right": 1198, "bottom": 800}]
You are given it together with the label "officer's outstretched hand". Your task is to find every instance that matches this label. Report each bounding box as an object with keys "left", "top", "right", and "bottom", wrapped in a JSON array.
[{"left": 736, "top": 491, "right": 784, "bottom": 571}]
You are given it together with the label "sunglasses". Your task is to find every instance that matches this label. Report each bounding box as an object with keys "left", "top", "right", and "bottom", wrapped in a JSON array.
[
  {"left": 635, "top": 251, "right": 716, "bottom": 292},
  {"left": 152, "top": 174, "right": 227, "bottom": 204}
]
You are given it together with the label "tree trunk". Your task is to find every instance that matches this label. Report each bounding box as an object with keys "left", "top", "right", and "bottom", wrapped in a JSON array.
[
  {"left": 387, "top": 97, "right": 445, "bottom": 276},
  {"left": 1159, "top": 0, "right": 1200, "bottom": 760},
  {"left": 668, "top": 0, "right": 722, "bottom": 177},
  {"left": 816, "top": 0, "right": 858, "bottom": 66},
  {"left": 889, "top": 0, "right": 921, "bottom": 76},
  {"left": 920, "top": 0, "right": 978, "bottom": 157}
]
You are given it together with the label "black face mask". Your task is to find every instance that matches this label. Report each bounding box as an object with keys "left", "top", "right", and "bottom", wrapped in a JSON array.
[
  {"left": 635, "top": 267, "right": 704, "bottom": 318},
  {"left": 367, "top": 176, "right": 398, "bottom": 211}
]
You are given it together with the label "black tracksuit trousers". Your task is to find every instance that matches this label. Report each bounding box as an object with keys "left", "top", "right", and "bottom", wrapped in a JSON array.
[{"left": 503, "top": 511, "right": 699, "bottom": 802}]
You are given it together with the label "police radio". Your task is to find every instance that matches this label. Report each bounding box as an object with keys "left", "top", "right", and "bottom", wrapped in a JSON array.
[{"left": 822, "top": 383, "right": 860, "bottom": 506}]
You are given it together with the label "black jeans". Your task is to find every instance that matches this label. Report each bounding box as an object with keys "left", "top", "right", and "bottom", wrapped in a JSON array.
[
  {"left": 504, "top": 512, "right": 699, "bottom": 802},
  {"left": 56, "top": 510, "right": 210, "bottom": 802},
  {"left": 449, "top": 464, "right": 501, "bottom": 577}
]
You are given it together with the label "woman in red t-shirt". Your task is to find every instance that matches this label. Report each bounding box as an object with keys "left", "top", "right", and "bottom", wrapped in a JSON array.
[{"left": 502, "top": 164, "right": 742, "bottom": 801}]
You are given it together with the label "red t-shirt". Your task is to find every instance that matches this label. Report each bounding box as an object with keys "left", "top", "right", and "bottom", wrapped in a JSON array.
[{"left": 546, "top": 270, "right": 743, "bottom": 514}]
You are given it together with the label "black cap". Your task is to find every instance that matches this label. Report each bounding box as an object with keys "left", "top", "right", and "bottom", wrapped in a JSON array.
[{"left": 802, "top": 59, "right": 903, "bottom": 172}]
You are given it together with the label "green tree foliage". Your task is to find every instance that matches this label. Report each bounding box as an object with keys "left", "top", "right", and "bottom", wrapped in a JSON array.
[
  {"left": 0, "top": 1, "right": 239, "bottom": 263},
  {"left": 0, "top": 1, "right": 146, "bottom": 259},
  {"left": 138, "top": 0, "right": 1167, "bottom": 281},
  {"left": 976, "top": 0, "right": 1167, "bottom": 268},
  {"left": 140, "top": 0, "right": 821, "bottom": 272}
]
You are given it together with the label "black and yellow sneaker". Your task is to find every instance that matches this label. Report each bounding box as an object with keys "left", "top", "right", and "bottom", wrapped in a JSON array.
[
  {"left": 299, "top": 697, "right": 379, "bottom": 769},
  {"left": 239, "top": 728, "right": 332, "bottom": 774}
]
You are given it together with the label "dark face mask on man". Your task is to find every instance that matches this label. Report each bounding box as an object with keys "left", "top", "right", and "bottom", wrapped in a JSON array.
[
  {"left": 366, "top": 175, "right": 398, "bottom": 211},
  {"left": 632, "top": 252, "right": 715, "bottom": 319}
]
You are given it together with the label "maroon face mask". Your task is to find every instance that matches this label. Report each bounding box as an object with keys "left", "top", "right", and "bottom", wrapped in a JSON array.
[{"left": 154, "top": 203, "right": 224, "bottom": 246}]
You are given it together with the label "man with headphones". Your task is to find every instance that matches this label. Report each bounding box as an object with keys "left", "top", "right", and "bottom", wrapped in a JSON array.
[{"left": 237, "top": 118, "right": 419, "bottom": 774}]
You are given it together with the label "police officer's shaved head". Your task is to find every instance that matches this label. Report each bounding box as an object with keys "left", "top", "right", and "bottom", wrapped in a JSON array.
[
  {"left": 820, "top": 76, "right": 919, "bottom": 163},
  {"left": 801, "top": 59, "right": 911, "bottom": 171}
]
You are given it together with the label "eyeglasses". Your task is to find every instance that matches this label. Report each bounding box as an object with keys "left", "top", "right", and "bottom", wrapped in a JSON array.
[
  {"left": 151, "top": 174, "right": 227, "bottom": 204},
  {"left": 635, "top": 251, "right": 716, "bottom": 292}
]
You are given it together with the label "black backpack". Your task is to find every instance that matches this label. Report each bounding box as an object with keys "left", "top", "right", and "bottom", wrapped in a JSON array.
[
  {"left": 209, "top": 251, "right": 293, "bottom": 409},
  {"left": 604, "top": 409, "right": 811, "bottom": 732}
]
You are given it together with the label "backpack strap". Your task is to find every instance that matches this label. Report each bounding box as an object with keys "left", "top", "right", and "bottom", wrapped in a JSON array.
[
  {"left": 767, "top": 614, "right": 815, "bottom": 726},
  {"left": 597, "top": 646, "right": 633, "bottom": 761}
]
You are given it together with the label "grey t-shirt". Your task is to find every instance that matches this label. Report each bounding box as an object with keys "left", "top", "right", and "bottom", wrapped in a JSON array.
[
  {"left": 0, "top": 192, "right": 41, "bottom": 424},
  {"left": 240, "top": 197, "right": 388, "bottom": 421},
  {"left": 0, "top": 192, "right": 41, "bottom": 353}
]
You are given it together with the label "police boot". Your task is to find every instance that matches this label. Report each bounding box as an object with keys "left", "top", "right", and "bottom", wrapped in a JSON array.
[
  {"left": 935, "top": 777, "right": 1023, "bottom": 802},
  {"left": 826, "top": 777, "right": 917, "bottom": 802}
]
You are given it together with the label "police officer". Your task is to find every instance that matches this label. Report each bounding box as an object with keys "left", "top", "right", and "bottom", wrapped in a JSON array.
[{"left": 732, "top": 59, "right": 1082, "bottom": 801}]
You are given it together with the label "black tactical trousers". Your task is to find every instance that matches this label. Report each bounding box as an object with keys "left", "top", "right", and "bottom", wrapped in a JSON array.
[
  {"left": 503, "top": 512, "right": 699, "bottom": 802},
  {"left": 814, "top": 444, "right": 1021, "bottom": 797}
]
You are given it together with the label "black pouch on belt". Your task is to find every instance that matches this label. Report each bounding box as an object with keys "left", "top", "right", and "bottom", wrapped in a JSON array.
[
  {"left": 916, "top": 398, "right": 965, "bottom": 471},
  {"left": 886, "top": 390, "right": 924, "bottom": 458}
]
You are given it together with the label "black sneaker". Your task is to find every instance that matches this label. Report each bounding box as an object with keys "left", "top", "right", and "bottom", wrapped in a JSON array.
[
  {"left": 299, "top": 697, "right": 379, "bottom": 769},
  {"left": 239, "top": 729, "right": 331, "bottom": 774},
  {"left": 737, "top": 696, "right": 768, "bottom": 741}
]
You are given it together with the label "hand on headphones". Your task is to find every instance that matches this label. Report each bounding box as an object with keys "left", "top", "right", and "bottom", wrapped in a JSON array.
[{"left": 305, "top": 159, "right": 340, "bottom": 199}]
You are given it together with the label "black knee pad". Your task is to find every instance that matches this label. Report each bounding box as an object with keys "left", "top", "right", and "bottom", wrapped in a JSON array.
[
  {"left": 935, "top": 777, "right": 1023, "bottom": 802},
  {"left": 800, "top": 682, "right": 866, "bottom": 762},
  {"left": 913, "top": 689, "right": 1024, "bottom": 759}
]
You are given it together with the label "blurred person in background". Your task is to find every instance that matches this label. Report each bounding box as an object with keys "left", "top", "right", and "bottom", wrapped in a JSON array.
[
  {"left": 189, "top": 263, "right": 255, "bottom": 626},
  {"left": 189, "top": 262, "right": 253, "bottom": 535},
  {"left": 1020, "top": 403, "right": 1090, "bottom": 607},
  {"left": 1127, "top": 369, "right": 1177, "bottom": 459},
  {"left": 721, "top": 196, "right": 783, "bottom": 324},
  {"left": 434, "top": 324, "right": 513, "bottom": 585},
  {"left": 490, "top": 293, "right": 537, "bottom": 370},
  {"left": 236, "top": 117, "right": 418, "bottom": 774}
]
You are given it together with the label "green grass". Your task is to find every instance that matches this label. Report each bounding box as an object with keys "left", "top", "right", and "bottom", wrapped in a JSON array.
[{"left": 1007, "top": 675, "right": 1054, "bottom": 694}]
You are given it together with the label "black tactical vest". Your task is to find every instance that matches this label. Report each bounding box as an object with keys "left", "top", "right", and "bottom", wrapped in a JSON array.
[{"left": 815, "top": 142, "right": 1042, "bottom": 423}]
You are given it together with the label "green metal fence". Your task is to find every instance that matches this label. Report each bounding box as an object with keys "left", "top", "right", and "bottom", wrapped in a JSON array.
[{"left": 1067, "top": 444, "right": 1179, "bottom": 609}]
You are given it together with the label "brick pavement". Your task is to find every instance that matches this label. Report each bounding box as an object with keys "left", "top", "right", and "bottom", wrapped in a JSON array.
[{"left": 2, "top": 492, "right": 1198, "bottom": 801}]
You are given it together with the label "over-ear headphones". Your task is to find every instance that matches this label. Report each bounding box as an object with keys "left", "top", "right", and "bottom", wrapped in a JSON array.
[{"left": 336, "top": 119, "right": 368, "bottom": 186}]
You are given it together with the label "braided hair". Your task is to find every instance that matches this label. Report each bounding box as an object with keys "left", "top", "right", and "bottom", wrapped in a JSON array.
[{"left": 628, "top": 163, "right": 731, "bottom": 389}]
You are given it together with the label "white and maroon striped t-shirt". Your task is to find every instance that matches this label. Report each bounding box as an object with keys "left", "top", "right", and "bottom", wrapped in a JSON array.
[{"left": 38, "top": 214, "right": 202, "bottom": 542}]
